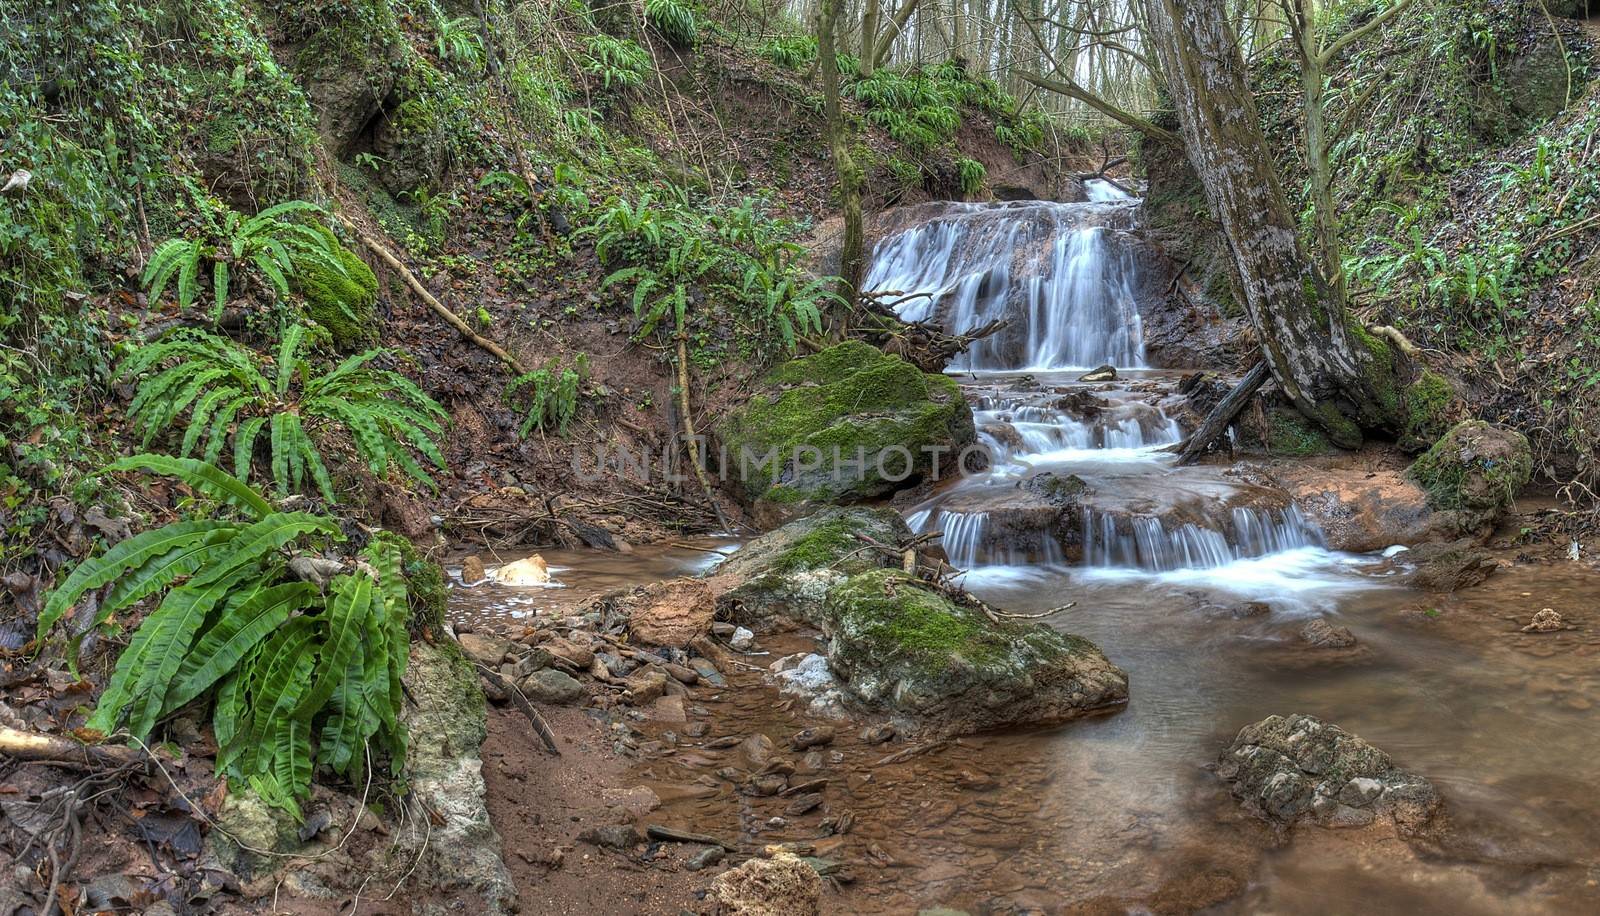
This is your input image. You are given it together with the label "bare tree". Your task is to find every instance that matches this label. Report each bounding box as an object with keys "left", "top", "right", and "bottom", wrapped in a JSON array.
[{"left": 818, "top": 0, "right": 865, "bottom": 299}]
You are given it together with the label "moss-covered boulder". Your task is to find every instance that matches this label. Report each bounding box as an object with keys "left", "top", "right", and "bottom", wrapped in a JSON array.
[
  {"left": 710, "top": 506, "right": 911, "bottom": 628},
  {"left": 1407, "top": 420, "right": 1531, "bottom": 525},
  {"left": 715, "top": 341, "right": 976, "bottom": 523},
  {"left": 820, "top": 570, "right": 1127, "bottom": 735},
  {"left": 293, "top": 228, "right": 379, "bottom": 352}
]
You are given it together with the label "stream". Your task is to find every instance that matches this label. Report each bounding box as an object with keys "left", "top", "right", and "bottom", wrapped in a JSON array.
[{"left": 450, "top": 182, "right": 1600, "bottom": 913}]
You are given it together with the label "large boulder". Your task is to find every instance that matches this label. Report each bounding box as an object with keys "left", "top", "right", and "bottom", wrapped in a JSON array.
[
  {"left": 709, "top": 506, "right": 911, "bottom": 629},
  {"left": 614, "top": 577, "right": 716, "bottom": 647},
  {"left": 1265, "top": 464, "right": 1479, "bottom": 552},
  {"left": 714, "top": 342, "right": 976, "bottom": 525},
  {"left": 1217, "top": 714, "right": 1441, "bottom": 836},
  {"left": 1407, "top": 421, "right": 1531, "bottom": 527},
  {"left": 820, "top": 570, "right": 1128, "bottom": 735}
]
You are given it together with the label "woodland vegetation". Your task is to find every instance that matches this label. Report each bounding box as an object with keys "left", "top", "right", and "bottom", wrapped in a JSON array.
[{"left": 1, "top": 0, "right": 1597, "bottom": 912}]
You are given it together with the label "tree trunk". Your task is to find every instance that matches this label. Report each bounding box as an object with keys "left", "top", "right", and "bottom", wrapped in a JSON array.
[
  {"left": 1287, "top": 0, "right": 1345, "bottom": 308},
  {"left": 1146, "top": 0, "right": 1403, "bottom": 447},
  {"left": 860, "top": 0, "right": 882, "bottom": 77},
  {"left": 820, "top": 0, "right": 866, "bottom": 300}
]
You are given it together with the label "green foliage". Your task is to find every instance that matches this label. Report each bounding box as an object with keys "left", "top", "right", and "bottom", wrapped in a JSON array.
[
  {"left": 645, "top": 0, "right": 698, "bottom": 46},
  {"left": 582, "top": 192, "right": 838, "bottom": 355},
  {"left": 433, "top": 12, "right": 485, "bottom": 70},
  {"left": 506, "top": 354, "right": 589, "bottom": 437},
  {"left": 120, "top": 325, "right": 447, "bottom": 501},
  {"left": 759, "top": 36, "right": 816, "bottom": 70},
  {"left": 143, "top": 200, "right": 347, "bottom": 320},
  {"left": 956, "top": 157, "right": 986, "bottom": 196},
  {"left": 583, "top": 34, "right": 651, "bottom": 89},
  {"left": 293, "top": 227, "right": 379, "bottom": 352},
  {"left": 38, "top": 457, "right": 409, "bottom": 817}
]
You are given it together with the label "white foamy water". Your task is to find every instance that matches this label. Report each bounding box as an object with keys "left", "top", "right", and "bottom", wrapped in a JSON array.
[
  {"left": 1078, "top": 546, "right": 1387, "bottom": 616},
  {"left": 863, "top": 199, "right": 1145, "bottom": 371}
]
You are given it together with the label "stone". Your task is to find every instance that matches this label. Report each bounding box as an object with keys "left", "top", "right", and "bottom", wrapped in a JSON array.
[
  {"left": 713, "top": 341, "right": 977, "bottom": 524},
  {"left": 821, "top": 569, "right": 1128, "bottom": 736},
  {"left": 519, "top": 669, "right": 585, "bottom": 705},
  {"left": 739, "top": 734, "right": 776, "bottom": 771},
  {"left": 457, "top": 632, "right": 513, "bottom": 667},
  {"left": 789, "top": 726, "right": 835, "bottom": 750},
  {"left": 859, "top": 723, "right": 896, "bottom": 744},
  {"left": 506, "top": 648, "right": 552, "bottom": 679},
  {"left": 1522, "top": 608, "right": 1568, "bottom": 632},
  {"left": 1407, "top": 421, "right": 1531, "bottom": 525},
  {"left": 460, "top": 555, "right": 487, "bottom": 585},
  {"left": 1405, "top": 538, "right": 1498, "bottom": 591},
  {"left": 1218, "top": 714, "right": 1440, "bottom": 836},
  {"left": 784, "top": 793, "right": 824, "bottom": 816},
  {"left": 687, "top": 845, "right": 726, "bottom": 871},
  {"left": 1077, "top": 364, "right": 1117, "bottom": 382},
  {"left": 579, "top": 824, "right": 641, "bottom": 850},
  {"left": 611, "top": 578, "right": 716, "bottom": 648},
  {"left": 1299, "top": 619, "right": 1358, "bottom": 649},
  {"left": 729, "top": 626, "right": 757, "bottom": 651},
  {"left": 690, "top": 657, "right": 727, "bottom": 687},
  {"left": 541, "top": 636, "right": 594, "bottom": 669},
  {"left": 625, "top": 668, "right": 669, "bottom": 705},
  {"left": 709, "top": 851, "right": 823, "bottom": 916},
  {"left": 493, "top": 554, "right": 551, "bottom": 586},
  {"left": 744, "top": 774, "right": 788, "bottom": 797}
]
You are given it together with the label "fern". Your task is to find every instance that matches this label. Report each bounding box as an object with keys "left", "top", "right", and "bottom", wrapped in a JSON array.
[
  {"left": 506, "top": 353, "right": 588, "bottom": 437},
  {"left": 40, "top": 460, "right": 412, "bottom": 816},
  {"left": 957, "top": 157, "right": 986, "bottom": 196},
  {"left": 644, "top": 0, "right": 697, "bottom": 46},
  {"left": 143, "top": 200, "right": 349, "bottom": 320},
  {"left": 121, "top": 326, "right": 447, "bottom": 501},
  {"left": 434, "top": 14, "right": 485, "bottom": 69},
  {"left": 583, "top": 34, "right": 650, "bottom": 90}
]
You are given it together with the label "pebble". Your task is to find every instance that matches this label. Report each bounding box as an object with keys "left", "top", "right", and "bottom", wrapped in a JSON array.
[
  {"left": 743, "top": 774, "right": 788, "bottom": 796},
  {"left": 784, "top": 793, "right": 825, "bottom": 816},
  {"left": 729, "top": 627, "right": 756, "bottom": 651},
  {"left": 578, "top": 824, "right": 641, "bottom": 850},
  {"left": 789, "top": 726, "right": 835, "bottom": 750},
  {"left": 859, "top": 723, "right": 896, "bottom": 744},
  {"left": 685, "top": 722, "right": 709, "bottom": 738},
  {"left": 519, "top": 669, "right": 585, "bottom": 705},
  {"left": 686, "top": 845, "right": 725, "bottom": 871},
  {"left": 739, "top": 733, "right": 775, "bottom": 769}
]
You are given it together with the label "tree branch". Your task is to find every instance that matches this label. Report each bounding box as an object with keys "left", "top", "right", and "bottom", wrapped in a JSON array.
[
  {"left": 1317, "top": 0, "right": 1417, "bottom": 65},
  {"left": 1016, "top": 72, "right": 1179, "bottom": 144}
]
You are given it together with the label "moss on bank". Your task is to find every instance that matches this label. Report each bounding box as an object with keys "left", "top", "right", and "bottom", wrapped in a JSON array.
[
  {"left": 294, "top": 228, "right": 380, "bottom": 351},
  {"left": 1408, "top": 420, "right": 1532, "bottom": 514}
]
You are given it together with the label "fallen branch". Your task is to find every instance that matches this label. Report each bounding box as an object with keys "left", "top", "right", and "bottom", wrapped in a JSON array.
[
  {"left": 1167, "top": 359, "right": 1271, "bottom": 466},
  {"left": 333, "top": 215, "right": 527, "bottom": 374},
  {"left": 873, "top": 739, "right": 948, "bottom": 766},
  {"left": 989, "top": 602, "right": 1075, "bottom": 619},
  {"left": 675, "top": 332, "right": 734, "bottom": 534},
  {"left": 645, "top": 824, "right": 736, "bottom": 849},
  {"left": 475, "top": 666, "right": 560, "bottom": 756},
  {"left": 0, "top": 725, "right": 152, "bottom": 768}
]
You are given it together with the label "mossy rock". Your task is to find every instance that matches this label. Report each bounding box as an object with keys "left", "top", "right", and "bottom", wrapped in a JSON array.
[
  {"left": 1398, "top": 369, "right": 1458, "bottom": 453},
  {"left": 1407, "top": 420, "right": 1531, "bottom": 519},
  {"left": 711, "top": 507, "right": 911, "bottom": 628},
  {"left": 293, "top": 228, "right": 379, "bottom": 352},
  {"left": 714, "top": 341, "right": 976, "bottom": 522},
  {"left": 820, "top": 570, "right": 1128, "bottom": 735},
  {"left": 1265, "top": 409, "right": 1331, "bottom": 457}
]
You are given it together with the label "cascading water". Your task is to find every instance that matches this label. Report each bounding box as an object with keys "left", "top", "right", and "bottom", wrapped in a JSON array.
[
  {"left": 1081, "top": 505, "right": 1323, "bottom": 572},
  {"left": 863, "top": 198, "right": 1145, "bottom": 371}
]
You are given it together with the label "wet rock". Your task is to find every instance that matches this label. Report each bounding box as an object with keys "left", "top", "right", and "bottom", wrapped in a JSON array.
[
  {"left": 687, "top": 845, "right": 726, "bottom": 871},
  {"left": 541, "top": 636, "right": 595, "bottom": 669},
  {"left": 860, "top": 723, "right": 896, "bottom": 744},
  {"left": 1522, "top": 608, "right": 1569, "bottom": 632},
  {"left": 690, "top": 657, "right": 727, "bottom": 687},
  {"left": 579, "top": 824, "right": 641, "bottom": 850},
  {"left": 625, "top": 668, "right": 669, "bottom": 705},
  {"left": 744, "top": 774, "right": 789, "bottom": 797},
  {"left": 713, "top": 341, "right": 977, "bottom": 525},
  {"left": 709, "top": 506, "right": 912, "bottom": 629},
  {"left": 493, "top": 554, "right": 551, "bottom": 586},
  {"left": 685, "top": 722, "right": 709, "bottom": 738},
  {"left": 729, "top": 626, "right": 757, "bottom": 651},
  {"left": 784, "top": 793, "right": 825, "bottom": 816},
  {"left": 612, "top": 578, "right": 716, "bottom": 648},
  {"left": 1405, "top": 537, "right": 1498, "bottom": 591},
  {"left": 506, "top": 648, "right": 552, "bottom": 679},
  {"left": 519, "top": 669, "right": 585, "bottom": 705},
  {"left": 398, "top": 642, "right": 516, "bottom": 911},
  {"left": 1217, "top": 714, "right": 1440, "bottom": 836},
  {"left": 1077, "top": 364, "right": 1117, "bottom": 382},
  {"left": 789, "top": 726, "right": 835, "bottom": 750},
  {"left": 709, "top": 851, "right": 823, "bottom": 916},
  {"left": 801, "top": 750, "right": 826, "bottom": 771},
  {"left": 662, "top": 661, "right": 699, "bottom": 684},
  {"left": 739, "top": 734, "right": 776, "bottom": 770},
  {"left": 461, "top": 555, "right": 487, "bottom": 585},
  {"left": 1299, "top": 619, "right": 1357, "bottom": 649},
  {"left": 1407, "top": 421, "right": 1531, "bottom": 525},
  {"left": 821, "top": 569, "right": 1128, "bottom": 736},
  {"left": 457, "top": 632, "right": 513, "bottom": 667}
]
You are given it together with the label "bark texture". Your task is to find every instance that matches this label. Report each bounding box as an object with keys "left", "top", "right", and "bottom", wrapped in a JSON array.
[
  {"left": 1147, "top": 0, "right": 1405, "bottom": 447},
  {"left": 819, "top": 0, "right": 865, "bottom": 299}
]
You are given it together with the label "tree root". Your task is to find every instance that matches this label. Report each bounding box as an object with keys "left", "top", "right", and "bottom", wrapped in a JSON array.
[{"left": 0, "top": 725, "right": 153, "bottom": 768}]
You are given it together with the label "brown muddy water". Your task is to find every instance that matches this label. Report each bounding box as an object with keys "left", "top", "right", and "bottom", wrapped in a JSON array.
[{"left": 449, "top": 539, "right": 1600, "bottom": 914}]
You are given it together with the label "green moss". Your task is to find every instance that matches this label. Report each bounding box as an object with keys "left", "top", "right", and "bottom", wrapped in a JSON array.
[
  {"left": 717, "top": 341, "right": 974, "bottom": 507},
  {"left": 767, "top": 513, "right": 872, "bottom": 575},
  {"left": 827, "top": 570, "right": 1011, "bottom": 672},
  {"left": 1399, "top": 369, "right": 1456, "bottom": 453},
  {"left": 1407, "top": 419, "right": 1532, "bottom": 513},
  {"left": 1265, "top": 409, "right": 1331, "bottom": 457},
  {"left": 294, "top": 228, "right": 379, "bottom": 352}
]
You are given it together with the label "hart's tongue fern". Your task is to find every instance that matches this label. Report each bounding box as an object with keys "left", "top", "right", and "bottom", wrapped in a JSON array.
[{"left": 38, "top": 457, "right": 413, "bottom": 818}]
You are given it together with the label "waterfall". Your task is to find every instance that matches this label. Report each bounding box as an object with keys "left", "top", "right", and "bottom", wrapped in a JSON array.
[
  {"left": 862, "top": 199, "right": 1145, "bottom": 371},
  {"left": 1081, "top": 506, "right": 1324, "bottom": 572},
  {"left": 907, "top": 508, "right": 1064, "bottom": 568}
]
